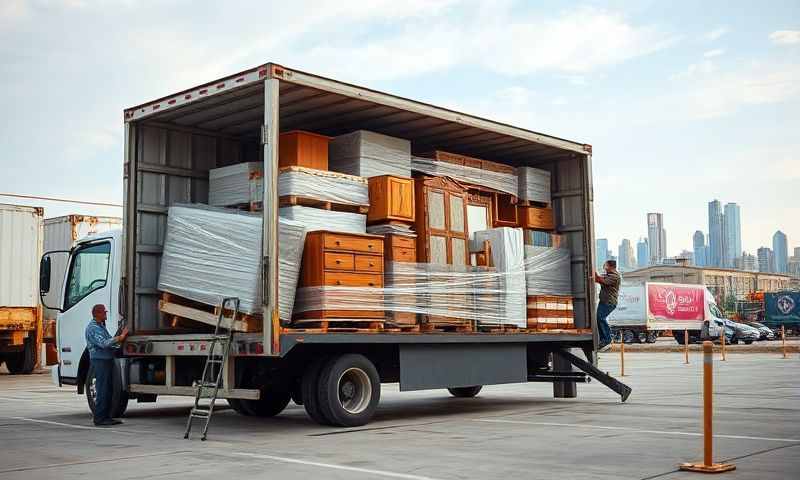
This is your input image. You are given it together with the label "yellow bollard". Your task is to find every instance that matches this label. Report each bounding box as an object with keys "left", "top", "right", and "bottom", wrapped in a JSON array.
[
  {"left": 720, "top": 328, "right": 726, "bottom": 361},
  {"left": 620, "top": 335, "right": 626, "bottom": 377},
  {"left": 679, "top": 341, "right": 736, "bottom": 473},
  {"left": 684, "top": 329, "right": 690, "bottom": 365},
  {"left": 782, "top": 325, "right": 787, "bottom": 359}
]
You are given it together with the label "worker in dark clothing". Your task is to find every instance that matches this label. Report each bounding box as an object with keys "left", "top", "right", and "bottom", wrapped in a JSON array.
[
  {"left": 85, "top": 304, "right": 128, "bottom": 426},
  {"left": 594, "top": 260, "right": 621, "bottom": 351}
]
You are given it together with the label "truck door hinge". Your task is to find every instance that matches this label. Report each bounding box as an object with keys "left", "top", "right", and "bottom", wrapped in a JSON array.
[{"left": 261, "top": 125, "right": 269, "bottom": 145}]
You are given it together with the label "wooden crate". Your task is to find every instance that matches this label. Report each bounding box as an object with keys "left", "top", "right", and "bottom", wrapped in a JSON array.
[
  {"left": 159, "top": 293, "right": 262, "bottom": 332},
  {"left": 279, "top": 130, "right": 331, "bottom": 170},
  {"left": 519, "top": 205, "right": 555, "bottom": 231},
  {"left": 367, "top": 175, "right": 415, "bottom": 225}
]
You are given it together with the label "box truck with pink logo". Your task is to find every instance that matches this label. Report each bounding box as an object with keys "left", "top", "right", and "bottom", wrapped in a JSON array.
[{"left": 608, "top": 282, "right": 728, "bottom": 344}]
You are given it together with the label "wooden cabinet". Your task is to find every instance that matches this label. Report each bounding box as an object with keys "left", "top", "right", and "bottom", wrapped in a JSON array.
[
  {"left": 367, "top": 175, "right": 414, "bottom": 225},
  {"left": 414, "top": 176, "right": 469, "bottom": 266},
  {"left": 519, "top": 205, "right": 555, "bottom": 231},
  {"left": 279, "top": 130, "right": 331, "bottom": 170},
  {"left": 384, "top": 234, "right": 417, "bottom": 263},
  {"left": 297, "top": 231, "right": 384, "bottom": 320},
  {"left": 492, "top": 193, "right": 518, "bottom": 227}
]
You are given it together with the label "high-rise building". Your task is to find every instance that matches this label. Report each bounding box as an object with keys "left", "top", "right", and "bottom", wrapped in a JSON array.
[
  {"left": 693, "top": 230, "right": 707, "bottom": 266},
  {"left": 708, "top": 200, "right": 724, "bottom": 267},
  {"left": 723, "top": 203, "right": 741, "bottom": 268},
  {"left": 773, "top": 230, "right": 789, "bottom": 273},
  {"left": 596, "top": 238, "right": 609, "bottom": 269},
  {"left": 618, "top": 239, "right": 635, "bottom": 271},
  {"left": 757, "top": 247, "right": 775, "bottom": 273},
  {"left": 637, "top": 238, "right": 649, "bottom": 268},
  {"left": 737, "top": 252, "right": 758, "bottom": 272},
  {"left": 794, "top": 247, "right": 800, "bottom": 259},
  {"left": 647, "top": 213, "right": 666, "bottom": 264}
]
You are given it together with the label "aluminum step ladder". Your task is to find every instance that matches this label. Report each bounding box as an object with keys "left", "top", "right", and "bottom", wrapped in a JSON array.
[{"left": 184, "top": 297, "right": 239, "bottom": 441}]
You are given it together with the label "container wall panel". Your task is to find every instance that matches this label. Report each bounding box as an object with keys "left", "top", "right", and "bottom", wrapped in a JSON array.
[{"left": 0, "top": 204, "right": 43, "bottom": 308}]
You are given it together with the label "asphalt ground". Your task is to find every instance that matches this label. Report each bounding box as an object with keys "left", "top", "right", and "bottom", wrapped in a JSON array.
[{"left": 0, "top": 350, "right": 797, "bottom": 480}]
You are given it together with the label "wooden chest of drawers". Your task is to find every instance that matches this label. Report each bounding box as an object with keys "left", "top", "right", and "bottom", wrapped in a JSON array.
[
  {"left": 383, "top": 234, "right": 418, "bottom": 326},
  {"left": 384, "top": 233, "right": 417, "bottom": 263},
  {"left": 519, "top": 205, "right": 555, "bottom": 231},
  {"left": 297, "top": 231, "right": 384, "bottom": 320}
]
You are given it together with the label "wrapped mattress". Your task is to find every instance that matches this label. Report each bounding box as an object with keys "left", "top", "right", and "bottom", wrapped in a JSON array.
[
  {"left": 278, "top": 205, "right": 366, "bottom": 234},
  {"left": 524, "top": 246, "right": 572, "bottom": 296},
  {"left": 158, "top": 204, "right": 306, "bottom": 320},
  {"left": 472, "top": 227, "right": 527, "bottom": 327},
  {"left": 329, "top": 130, "right": 412, "bottom": 178}
]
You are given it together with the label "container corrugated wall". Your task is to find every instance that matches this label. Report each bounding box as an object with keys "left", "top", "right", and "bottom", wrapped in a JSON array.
[
  {"left": 0, "top": 204, "right": 44, "bottom": 308},
  {"left": 42, "top": 215, "right": 122, "bottom": 320}
]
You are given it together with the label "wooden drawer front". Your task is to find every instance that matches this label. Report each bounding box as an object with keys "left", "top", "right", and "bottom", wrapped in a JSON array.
[
  {"left": 324, "top": 252, "right": 354, "bottom": 270},
  {"left": 355, "top": 254, "right": 383, "bottom": 273},
  {"left": 390, "top": 235, "right": 416, "bottom": 249},
  {"left": 391, "top": 247, "right": 416, "bottom": 263},
  {"left": 520, "top": 206, "right": 555, "bottom": 230},
  {"left": 324, "top": 234, "right": 384, "bottom": 254},
  {"left": 324, "top": 272, "right": 383, "bottom": 287}
]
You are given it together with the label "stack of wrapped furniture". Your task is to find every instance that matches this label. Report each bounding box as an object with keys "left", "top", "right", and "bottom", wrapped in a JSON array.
[
  {"left": 329, "top": 130, "right": 412, "bottom": 178},
  {"left": 208, "top": 162, "right": 263, "bottom": 210},
  {"left": 279, "top": 205, "right": 367, "bottom": 234},
  {"left": 278, "top": 166, "right": 369, "bottom": 212},
  {"left": 523, "top": 246, "right": 574, "bottom": 330},
  {"left": 157, "top": 204, "right": 306, "bottom": 331},
  {"left": 473, "top": 227, "right": 527, "bottom": 328}
]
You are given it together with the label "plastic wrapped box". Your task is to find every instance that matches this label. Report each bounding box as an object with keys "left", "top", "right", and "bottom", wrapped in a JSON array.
[
  {"left": 524, "top": 246, "right": 572, "bottom": 296},
  {"left": 472, "top": 227, "right": 527, "bottom": 327},
  {"left": 209, "top": 162, "right": 263, "bottom": 207},
  {"left": 329, "top": 130, "right": 412, "bottom": 178},
  {"left": 411, "top": 156, "right": 518, "bottom": 196},
  {"left": 158, "top": 204, "right": 306, "bottom": 321},
  {"left": 278, "top": 166, "right": 369, "bottom": 206},
  {"left": 278, "top": 205, "right": 367, "bottom": 234},
  {"left": 517, "top": 166, "right": 551, "bottom": 204}
]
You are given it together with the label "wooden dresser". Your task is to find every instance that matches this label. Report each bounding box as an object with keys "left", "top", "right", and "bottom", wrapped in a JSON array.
[
  {"left": 383, "top": 233, "right": 418, "bottom": 327},
  {"left": 296, "top": 231, "right": 384, "bottom": 320}
]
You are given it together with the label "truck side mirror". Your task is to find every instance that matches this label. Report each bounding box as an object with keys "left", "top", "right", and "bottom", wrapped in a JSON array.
[{"left": 40, "top": 256, "right": 51, "bottom": 294}]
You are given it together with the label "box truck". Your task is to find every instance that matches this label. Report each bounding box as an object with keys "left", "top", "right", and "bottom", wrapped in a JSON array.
[
  {"left": 0, "top": 204, "right": 45, "bottom": 374},
  {"left": 40, "top": 63, "right": 629, "bottom": 427},
  {"left": 608, "top": 282, "right": 738, "bottom": 344}
]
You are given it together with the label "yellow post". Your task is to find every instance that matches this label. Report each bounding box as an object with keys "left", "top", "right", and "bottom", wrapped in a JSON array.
[
  {"left": 620, "top": 334, "right": 626, "bottom": 377},
  {"left": 782, "top": 325, "right": 787, "bottom": 359},
  {"left": 679, "top": 341, "right": 735, "bottom": 473},
  {"left": 720, "top": 328, "right": 726, "bottom": 361},
  {"left": 684, "top": 329, "right": 690, "bottom": 365}
]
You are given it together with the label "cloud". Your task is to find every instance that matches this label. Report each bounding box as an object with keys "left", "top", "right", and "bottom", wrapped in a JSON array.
[
  {"left": 703, "top": 26, "right": 729, "bottom": 41},
  {"left": 297, "top": 5, "right": 678, "bottom": 81},
  {"left": 769, "top": 30, "right": 800, "bottom": 45},
  {"left": 703, "top": 48, "right": 725, "bottom": 58}
]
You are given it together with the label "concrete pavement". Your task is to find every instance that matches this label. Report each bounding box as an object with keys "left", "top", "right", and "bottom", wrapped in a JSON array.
[{"left": 0, "top": 352, "right": 797, "bottom": 479}]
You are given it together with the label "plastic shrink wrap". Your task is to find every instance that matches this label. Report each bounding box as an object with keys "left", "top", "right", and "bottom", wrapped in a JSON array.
[
  {"left": 209, "top": 162, "right": 263, "bottom": 207},
  {"left": 293, "top": 262, "right": 512, "bottom": 324},
  {"left": 524, "top": 246, "right": 572, "bottom": 296},
  {"left": 157, "top": 204, "right": 306, "bottom": 321},
  {"left": 278, "top": 167, "right": 369, "bottom": 206},
  {"left": 278, "top": 205, "right": 366, "bottom": 234},
  {"left": 329, "top": 130, "right": 412, "bottom": 178},
  {"left": 411, "top": 156, "right": 518, "bottom": 196},
  {"left": 472, "top": 228, "right": 527, "bottom": 327},
  {"left": 517, "top": 166, "right": 551, "bottom": 204}
]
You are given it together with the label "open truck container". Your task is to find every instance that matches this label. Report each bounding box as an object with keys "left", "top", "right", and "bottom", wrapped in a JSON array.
[{"left": 45, "top": 64, "right": 629, "bottom": 426}]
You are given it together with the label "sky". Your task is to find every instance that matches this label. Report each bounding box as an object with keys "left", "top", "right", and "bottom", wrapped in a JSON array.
[{"left": 1, "top": 0, "right": 798, "bottom": 257}]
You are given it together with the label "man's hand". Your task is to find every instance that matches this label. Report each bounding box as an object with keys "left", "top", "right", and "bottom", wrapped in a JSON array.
[
  {"left": 594, "top": 272, "right": 604, "bottom": 284},
  {"left": 117, "top": 326, "right": 129, "bottom": 342}
]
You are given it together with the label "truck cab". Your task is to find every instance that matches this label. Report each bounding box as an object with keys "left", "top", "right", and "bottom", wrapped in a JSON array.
[{"left": 41, "top": 229, "right": 128, "bottom": 415}]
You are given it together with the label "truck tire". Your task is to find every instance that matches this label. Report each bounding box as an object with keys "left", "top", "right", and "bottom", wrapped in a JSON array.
[
  {"left": 622, "top": 330, "right": 635, "bottom": 344},
  {"left": 302, "top": 356, "right": 332, "bottom": 425},
  {"left": 238, "top": 390, "right": 291, "bottom": 417},
  {"left": 5, "top": 338, "right": 36, "bottom": 375},
  {"left": 646, "top": 332, "right": 658, "bottom": 343},
  {"left": 316, "top": 354, "right": 380, "bottom": 428},
  {"left": 448, "top": 386, "right": 483, "bottom": 398},
  {"left": 744, "top": 339, "right": 753, "bottom": 345},
  {"left": 85, "top": 362, "right": 129, "bottom": 418}
]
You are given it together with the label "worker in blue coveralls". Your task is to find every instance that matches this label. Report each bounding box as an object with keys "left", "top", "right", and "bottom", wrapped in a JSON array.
[{"left": 85, "top": 304, "right": 128, "bottom": 426}]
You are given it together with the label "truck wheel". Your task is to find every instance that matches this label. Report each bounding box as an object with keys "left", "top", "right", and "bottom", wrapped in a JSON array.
[
  {"left": 85, "top": 362, "right": 129, "bottom": 418},
  {"left": 5, "top": 339, "right": 36, "bottom": 374},
  {"left": 744, "top": 339, "right": 753, "bottom": 345},
  {"left": 316, "top": 354, "right": 380, "bottom": 427},
  {"left": 302, "top": 356, "right": 332, "bottom": 425},
  {"left": 238, "top": 390, "right": 291, "bottom": 417},
  {"left": 448, "top": 386, "right": 483, "bottom": 398},
  {"left": 646, "top": 332, "right": 658, "bottom": 343},
  {"left": 622, "top": 330, "right": 635, "bottom": 344},
  {"left": 730, "top": 336, "right": 739, "bottom": 345}
]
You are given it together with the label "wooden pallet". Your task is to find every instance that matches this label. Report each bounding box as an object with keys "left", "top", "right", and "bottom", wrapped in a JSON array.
[
  {"left": 383, "top": 323, "right": 421, "bottom": 333},
  {"left": 421, "top": 322, "right": 474, "bottom": 333},
  {"left": 158, "top": 292, "right": 262, "bottom": 332},
  {"left": 478, "top": 324, "right": 523, "bottom": 333},
  {"left": 288, "top": 319, "right": 385, "bottom": 333},
  {"left": 279, "top": 195, "right": 369, "bottom": 214}
]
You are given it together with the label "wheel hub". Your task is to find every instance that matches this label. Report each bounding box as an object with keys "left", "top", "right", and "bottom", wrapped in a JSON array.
[{"left": 337, "top": 368, "right": 371, "bottom": 415}]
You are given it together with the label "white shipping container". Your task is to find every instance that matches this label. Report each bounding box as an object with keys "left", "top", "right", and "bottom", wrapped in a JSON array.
[
  {"left": 42, "top": 215, "right": 121, "bottom": 320},
  {"left": 0, "top": 204, "right": 44, "bottom": 308}
]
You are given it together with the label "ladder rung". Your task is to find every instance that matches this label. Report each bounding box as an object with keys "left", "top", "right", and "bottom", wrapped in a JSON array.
[
  {"left": 207, "top": 358, "right": 223, "bottom": 363},
  {"left": 191, "top": 409, "right": 210, "bottom": 417},
  {"left": 197, "top": 382, "right": 219, "bottom": 388}
]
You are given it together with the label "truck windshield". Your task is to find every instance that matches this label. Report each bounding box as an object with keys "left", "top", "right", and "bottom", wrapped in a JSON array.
[
  {"left": 64, "top": 241, "right": 111, "bottom": 310},
  {"left": 709, "top": 303, "right": 724, "bottom": 319}
]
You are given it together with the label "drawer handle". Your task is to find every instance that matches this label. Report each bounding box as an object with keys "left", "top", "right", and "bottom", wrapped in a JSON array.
[
  {"left": 368, "top": 244, "right": 373, "bottom": 249},
  {"left": 336, "top": 260, "right": 341, "bottom": 264},
  {"left": 335, "top": 240, "right": 341, "bottom": 246},
  {"left": 369, "top": 263, "right": 374, "bottom": 267},
  {"left": 336, "top": 280, "right": 342, "bottom": 285},
  {"left": 368, "top": 282, "right": 375, "bottom": 286}
]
